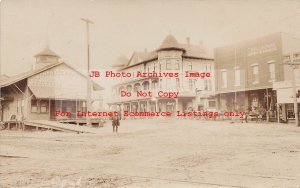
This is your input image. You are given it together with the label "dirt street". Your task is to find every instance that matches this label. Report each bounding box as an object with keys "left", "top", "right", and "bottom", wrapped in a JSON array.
[{"left": 1, "top": 119, "right": 300, "bottom": 188}]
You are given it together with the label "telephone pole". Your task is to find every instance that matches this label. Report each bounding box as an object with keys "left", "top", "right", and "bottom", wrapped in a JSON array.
[
  {"left": 81, "top": 18, "right": 94, "bottom": 127},
  {"left": 283, "top": 52, "right": 300, "bottom": 127}
]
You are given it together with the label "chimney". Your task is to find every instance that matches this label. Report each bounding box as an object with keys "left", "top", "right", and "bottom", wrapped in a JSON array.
[
  {"left": 144, "top": 48, "right": 147, "bottom": 53},
  {"left": 186, "top": 37, "right": 190, "bottom": 46}
]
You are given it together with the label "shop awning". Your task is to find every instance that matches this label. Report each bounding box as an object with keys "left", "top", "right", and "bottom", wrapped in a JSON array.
[{"left": 276, "top": 87, "right": 300, "bottom": 104}]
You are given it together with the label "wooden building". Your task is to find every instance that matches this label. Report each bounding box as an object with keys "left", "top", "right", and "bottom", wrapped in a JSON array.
[{"left": 0, "top": 46, "right": 103, "bottom": 122}]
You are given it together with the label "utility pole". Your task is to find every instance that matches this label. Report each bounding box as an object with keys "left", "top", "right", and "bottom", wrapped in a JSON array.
[
  {"left": 81, "top": 18, "right": 94, "bottom": 127},
  {"left": 283, "top": 52, "right": 300, "bottom": 127}
]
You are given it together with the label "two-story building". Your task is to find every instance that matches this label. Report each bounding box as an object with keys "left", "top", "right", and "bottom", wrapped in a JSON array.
[
  {"left": 108, "top": 35, "right": 215, "bottom": 118},
  {"left": 215, "top": 33, "right": 300, "bottom": 122}
]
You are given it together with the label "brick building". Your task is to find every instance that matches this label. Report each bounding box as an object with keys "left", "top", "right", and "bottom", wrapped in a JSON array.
[{"left": 215, "top": 33, "right": 300, "bottom": 122}]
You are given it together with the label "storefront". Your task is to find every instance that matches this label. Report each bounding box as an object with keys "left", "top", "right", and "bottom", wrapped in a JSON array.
[{"left": 273, "top": 81, "right": 300, "bottom": 122}]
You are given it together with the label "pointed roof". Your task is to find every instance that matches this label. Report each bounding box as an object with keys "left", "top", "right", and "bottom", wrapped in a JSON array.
[
  {"left": 34, "top": 46, "right": 60, "bottom": 58},
  {"left": 157, "top": 35, "right": 185, "bottom": 52},
  {"left": 0, "top": 62, "right": 104, "bottom": 90}
]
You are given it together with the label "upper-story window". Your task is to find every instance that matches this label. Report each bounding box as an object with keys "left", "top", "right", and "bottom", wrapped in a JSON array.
[
  {"left": 251, "top": 64, "right": 259, "bottom": 84},
  {"left": 268, "top": 61, "right": 275, "bottom": 81},
  {"left": 188, "top": 79, "right": 194, "bottom": 91},
  {"left": 166, "top": 59, "right": 172, "bottom": 70},
  {"left": 154, "top": 63, "right": 157, "bottom": 72},
  {"left": 176, "top": 78, "right": 180, "bottom": 89},
  {"left": 159, "top": 79, "right": 162, "bottom": 89},
  {"left": 206, "top": 79, "right": 212, "bottom": 91},
  {"left": 234, "top": 67, "right": 241, "bottom": 87},
  {"left": 173, "top": 60, "right": 180, "bottom": 70},
  {"left": 221, "top": 70, "right": 227, "bottom": 88},
  {"left": 166, "top": 78, "right": 172, "bottom": 89}
]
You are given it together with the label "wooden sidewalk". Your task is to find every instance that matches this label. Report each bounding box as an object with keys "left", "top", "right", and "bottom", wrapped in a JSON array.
[{"left": 22, "top": 120, "right": 96, "bottom": 134}]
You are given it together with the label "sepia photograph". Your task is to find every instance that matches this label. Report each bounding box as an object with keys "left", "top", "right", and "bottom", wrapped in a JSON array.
[{"left": 0, "top": 0, "right": 300, "bottom": 187}]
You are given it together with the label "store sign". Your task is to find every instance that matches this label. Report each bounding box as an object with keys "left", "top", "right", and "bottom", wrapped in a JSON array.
[{"left": 247, "top": 43, "right": 277, "bottom": 56}]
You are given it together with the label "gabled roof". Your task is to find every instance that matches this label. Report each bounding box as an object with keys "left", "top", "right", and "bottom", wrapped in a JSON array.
[
  {"left": 125, "top": 51, "right": 157, "bottom": 68},
  {"left": 0, "top": 62, "right": 104, "bottom": 90},
  {"left": 180, "top": 43, "right": 212, "bottom": 59},
  {"left": 0, "top": 62, "right": 62, "bottom": 87},
  {"left": 118, "top": 35, "right": 213, "bottom": 70},
  {"left": 34, "top": 46, "right": 60, "bottom": 58}
]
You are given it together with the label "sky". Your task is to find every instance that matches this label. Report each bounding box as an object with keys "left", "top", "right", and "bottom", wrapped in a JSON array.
[{"left": 1, "top": 0, "right": 300, "bottom": 88}]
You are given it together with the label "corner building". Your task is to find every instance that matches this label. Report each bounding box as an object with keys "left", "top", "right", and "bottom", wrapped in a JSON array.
[
  {"left": 108, "top": 35, "right": 215, "bottom": 118},
  {"left": 215, "top": 33, "right": 300, "bottom": 122}
]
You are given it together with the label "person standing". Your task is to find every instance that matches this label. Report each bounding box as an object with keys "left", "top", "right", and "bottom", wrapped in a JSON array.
[{"left": 112, "top": 114, "right": 120, "bottom": 133}]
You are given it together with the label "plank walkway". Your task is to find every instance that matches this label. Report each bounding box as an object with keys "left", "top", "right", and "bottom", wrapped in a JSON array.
[{"left": 23, "top": 120, "right": 96, "bottom": 134}]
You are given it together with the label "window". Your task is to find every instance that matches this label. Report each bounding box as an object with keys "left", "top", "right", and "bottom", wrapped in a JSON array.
[
  {"left": 166, "top": 78, "right": 172, "bottom": 89},
  {"left": 234, "top": 67, "right": 241, "bottom": 86},
  {"left": 31, "top": 100, "right": 38, "bottom": 113},
  {"left": 159, "top": 79, "right": 163, "bottom": 89},
  {"left": 173, "top": 60, "right": 179, "bottom": 70},
  {"left": 252, "top": 65, "right": 259, "bottom": 84},
  {"left": 189, "top": 79, "right": 194, "bottom": 90},
  {"left": 166, "top": 59, "right": 172, "bottom": 70},
  {"left": 221, "top": 70, "right": 227, "bottom": 88},
  {"left": 208, "top": 101, "right": 216, "bottom": 108},
  {"left": 207, "top": 79, "right": 212, "bottom": 91},
  {"left": 176, "top": 78, "right": 180, "bottom": 89},
  {"left": 82, "top": 101, "right": 87, "bottom": 112},
  {"left": 40, "top": 100, "right": 48, "bottom": 113},
  {"left": 268, "top": 63, "right": 275, "bottom": 81},
  {"left": 152, "top": 81, "right": 158, "bottom": 90}
]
